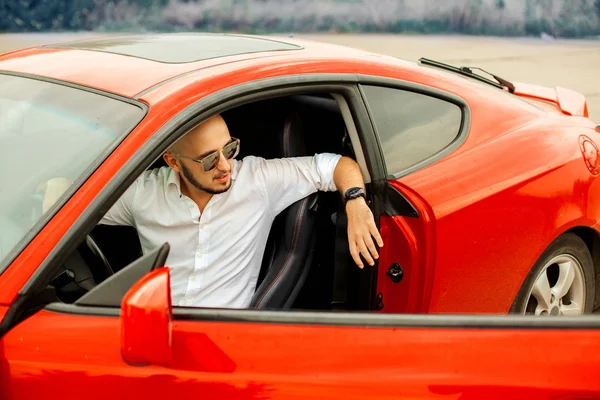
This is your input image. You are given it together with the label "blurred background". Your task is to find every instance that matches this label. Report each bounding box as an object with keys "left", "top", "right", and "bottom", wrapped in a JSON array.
[{"left": 1, "top": 0, "right": 599, "bottom": 120}]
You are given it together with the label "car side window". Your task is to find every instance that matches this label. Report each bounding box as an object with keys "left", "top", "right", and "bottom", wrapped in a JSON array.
[{"left": 361, "top": 85, "right": 462, "bottom": 175}]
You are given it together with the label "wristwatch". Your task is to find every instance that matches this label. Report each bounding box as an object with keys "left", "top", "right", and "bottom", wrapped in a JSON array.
[{"left": 344, "top": 187, "right": 366, "bottom": 205}]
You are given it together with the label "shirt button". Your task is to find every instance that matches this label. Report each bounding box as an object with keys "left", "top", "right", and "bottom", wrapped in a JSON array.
[{"left": 199, "top": 224, "right": 204, "bottom": 229}]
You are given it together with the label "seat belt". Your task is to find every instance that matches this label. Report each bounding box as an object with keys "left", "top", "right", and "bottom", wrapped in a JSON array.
[{"left": 331, "top": 210, "right": 349, "bottom": 310}]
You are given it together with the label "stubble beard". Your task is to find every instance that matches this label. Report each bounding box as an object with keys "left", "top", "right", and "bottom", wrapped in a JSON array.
[{"left": 180, "top": 162, "right": 231, "bottom": 195}]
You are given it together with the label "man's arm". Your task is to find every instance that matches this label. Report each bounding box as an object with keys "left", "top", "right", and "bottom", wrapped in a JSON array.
[
  {"left": 98, "top": 180, "right": 137, "bottom": 227},
  {"left": 333, "top": 157, "right": 383, "bottom": 269},
  {"left": 253, "top": 154, "right": 340, "bottom": 216},
  {"left": 255, "top": 154, "right": 383, "bottom": 269},
  {"left": 36, "top": 175, "right": 136, "bottom": 227}
]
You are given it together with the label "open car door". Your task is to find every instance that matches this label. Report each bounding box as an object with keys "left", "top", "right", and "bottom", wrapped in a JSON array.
[
  {"left": 374, "top": 179, "right": 436, "bottom": 314},
  {"left": 3, "top": 263, "right": 600, "bottom": 399}
]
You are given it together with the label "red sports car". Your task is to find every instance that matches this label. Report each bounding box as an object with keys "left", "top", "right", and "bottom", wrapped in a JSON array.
[{"left": 1, "top": 33, "right": 600, "bottom": 398}]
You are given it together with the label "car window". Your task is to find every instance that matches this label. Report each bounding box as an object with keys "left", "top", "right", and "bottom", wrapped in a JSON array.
[
  {"left": 0, "top": 74, "right": 144, "bottom": 267},
  {"left": 361, "top": 85, "right": 463, "bottom": 175}
]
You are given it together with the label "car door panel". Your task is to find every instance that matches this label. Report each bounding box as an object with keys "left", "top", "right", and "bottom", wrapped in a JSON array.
[
  {"left": 172, "top": 318, "right": 600, "bottom": 398},
  {"left": 3, "top": 306, "right": 600, "bottom": 399},
  {"left": 377, "top": 180, "right": 436, "bottom": 314}
]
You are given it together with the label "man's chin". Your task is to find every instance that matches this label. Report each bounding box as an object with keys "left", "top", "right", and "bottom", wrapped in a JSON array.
[{"left": 209, "top": 179, "right": 231, "bottom": 194}]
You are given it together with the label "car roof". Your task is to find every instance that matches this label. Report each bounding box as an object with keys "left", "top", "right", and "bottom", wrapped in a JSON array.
[
  {"left": 44, "top": 33, "right": 303, "bottom": 63},
  {"left": 0, "top": 33, "right": 374, "bottom": 98}
]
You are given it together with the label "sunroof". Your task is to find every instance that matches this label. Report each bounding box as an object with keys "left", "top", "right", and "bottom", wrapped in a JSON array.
[{"left": 44, "top": 33, "right": 302, "bottom": 64}]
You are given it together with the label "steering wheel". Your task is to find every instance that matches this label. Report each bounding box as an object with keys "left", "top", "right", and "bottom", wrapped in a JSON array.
[
  {"left": 51, "top": 235, "right": 114, "bottom": 302},
  {"left": 32, "top": 178, "right": 115, "bottom": 299},
  {"left": 84, "top": 234, "right": 114, "bottom": 279}
]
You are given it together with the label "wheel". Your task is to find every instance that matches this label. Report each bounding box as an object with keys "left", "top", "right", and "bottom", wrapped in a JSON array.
[{"left": 510, "top": 233, "right": 595, "bottom": 315}]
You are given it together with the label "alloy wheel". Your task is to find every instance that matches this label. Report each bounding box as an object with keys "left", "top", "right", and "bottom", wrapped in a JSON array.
[{"left": 521, "top": 254, "right": 586, "bottom": 316}]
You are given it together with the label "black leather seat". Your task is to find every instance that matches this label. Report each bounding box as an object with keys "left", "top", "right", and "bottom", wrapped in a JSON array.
[{"left": 250, "top": 114, "right": 320, "bottom": 309}]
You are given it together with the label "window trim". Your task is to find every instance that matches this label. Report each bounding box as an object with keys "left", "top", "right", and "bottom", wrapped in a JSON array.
[
  {"left": 2, "top": 75, "right": 388, "bottom": 334},
  {"left": 331, "top": 93, "right": 371, "bottom": 184},
  {"left": 6, "top": 73, "right": 600, "bottom": 333},
  {"left": 5, "top": 73, "right": 600, "bottom": 335},
  {"left": 0, "top": 70, "right": 148, "bottom": 275},
  {"left": 43, "top": 301, "right": 600, "bottom": 329},
  {"left": 357, "top": 75, "right": 471, "bottom": 180}
]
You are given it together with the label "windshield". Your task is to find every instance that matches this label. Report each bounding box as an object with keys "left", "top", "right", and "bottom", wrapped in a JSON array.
[{"left": 0, "top": 74, "right": 145, "bottom": 267}]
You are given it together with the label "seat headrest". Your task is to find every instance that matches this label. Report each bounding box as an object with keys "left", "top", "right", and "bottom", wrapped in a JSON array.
[{"left": 279, "top": 113, "right": 307, "bottom": 158}]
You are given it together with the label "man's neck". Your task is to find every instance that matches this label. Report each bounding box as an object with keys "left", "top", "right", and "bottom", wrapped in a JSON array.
[{"left": 180, "top": 180, "right": 213, "bottom": 214}]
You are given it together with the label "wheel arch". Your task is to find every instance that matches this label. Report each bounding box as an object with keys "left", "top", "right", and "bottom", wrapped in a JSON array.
[{"left": 568, "top": 226, "right": 600, "bottom": 311}]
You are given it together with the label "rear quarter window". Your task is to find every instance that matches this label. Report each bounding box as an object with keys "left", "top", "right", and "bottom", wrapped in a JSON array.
[{"left": 362, "top": 85, "right": 463, "bottom": 175}]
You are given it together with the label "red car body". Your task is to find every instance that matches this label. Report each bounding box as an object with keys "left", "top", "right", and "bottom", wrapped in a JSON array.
[{"left": 1, "top": 34, "right": 600, "bottom": 398}]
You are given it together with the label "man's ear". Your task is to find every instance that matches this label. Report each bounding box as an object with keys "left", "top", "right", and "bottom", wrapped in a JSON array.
[{"left": 163, "top": 152, "right": 180, "bottom": 172}]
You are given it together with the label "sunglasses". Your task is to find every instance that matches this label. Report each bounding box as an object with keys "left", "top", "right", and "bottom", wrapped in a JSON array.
[{"left": 171, "top": 137, "right": 240, "bottom": 172}]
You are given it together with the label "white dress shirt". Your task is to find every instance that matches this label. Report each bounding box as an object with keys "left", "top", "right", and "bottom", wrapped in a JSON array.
[{"left": 100, "top": 154, "right": 341, "bottom": 308}]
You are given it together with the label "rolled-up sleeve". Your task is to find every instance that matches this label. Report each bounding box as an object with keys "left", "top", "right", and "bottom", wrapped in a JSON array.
[
  {"left": 253, "top": 153, "right": 342, "bottom": 217},
  {"left": 314, "top": 153, "right": 342, "bottom": 192},
  {"left": 99, "top": 179, "right": 138, "bottom": 227}
]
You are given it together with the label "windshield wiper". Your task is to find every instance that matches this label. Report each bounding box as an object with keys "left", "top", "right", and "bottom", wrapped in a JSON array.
[{"left": 419, "top": 57, "right": 515, "bottom": 94}]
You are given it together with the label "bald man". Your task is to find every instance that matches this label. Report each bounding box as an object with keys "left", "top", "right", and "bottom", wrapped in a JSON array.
[{"left": 100, "top": 114, "right": 382, "bottom": 308}]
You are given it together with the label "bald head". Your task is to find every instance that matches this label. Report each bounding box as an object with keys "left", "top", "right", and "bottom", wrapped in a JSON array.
[{"left": 170, "top": 114, "right": 229, "bottom": 154}]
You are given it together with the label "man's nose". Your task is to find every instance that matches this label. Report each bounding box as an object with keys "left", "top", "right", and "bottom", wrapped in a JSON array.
[{"left": 216, "top": 151, "right": 231, "bottom": 171}]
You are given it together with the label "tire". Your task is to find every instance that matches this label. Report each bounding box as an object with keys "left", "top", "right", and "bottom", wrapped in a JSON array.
[{"left": 510, "top": 233, "right": 595, "bottom": 315}]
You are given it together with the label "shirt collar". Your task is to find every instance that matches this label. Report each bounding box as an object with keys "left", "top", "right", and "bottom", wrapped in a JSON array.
[
  {"left": 166, "top": 167, "right": 183, "bottom": 198},
  {"left": 231, "top": 159, "right": 240, "bottom": 181}
]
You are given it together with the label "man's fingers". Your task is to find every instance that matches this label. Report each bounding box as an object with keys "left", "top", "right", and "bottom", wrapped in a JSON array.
[
  {"left": 370, "top": 222, "right": 384, "bottom": 248},
  {"left": 364, "top": 234, "right": 379, "bottom": 260},
  {"left": 357, "top": 239, "right": 375, "bottom": 266},
  {"left": 345, "top": 202, "right": 385, "bottom": 269},
  {"left": 349, "top": 241, "right": 363, "bottom": 269}
]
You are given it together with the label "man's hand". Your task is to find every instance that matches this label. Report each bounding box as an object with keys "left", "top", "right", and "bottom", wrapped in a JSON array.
[
  {"left": 331, "top": 156, "right": 383, "bottom": 268},
  {"left": 346, "top": 198, "right": 384, "bottom": 269}
]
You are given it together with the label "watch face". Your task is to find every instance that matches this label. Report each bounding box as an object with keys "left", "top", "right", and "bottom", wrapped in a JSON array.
[{"left": 346, "top": 187, "right": 364, "bottom": 199}]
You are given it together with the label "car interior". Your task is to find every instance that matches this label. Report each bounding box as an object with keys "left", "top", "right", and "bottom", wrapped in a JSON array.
[{"left": 42, "top": 92, "right": 376, "bottom": 312}]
